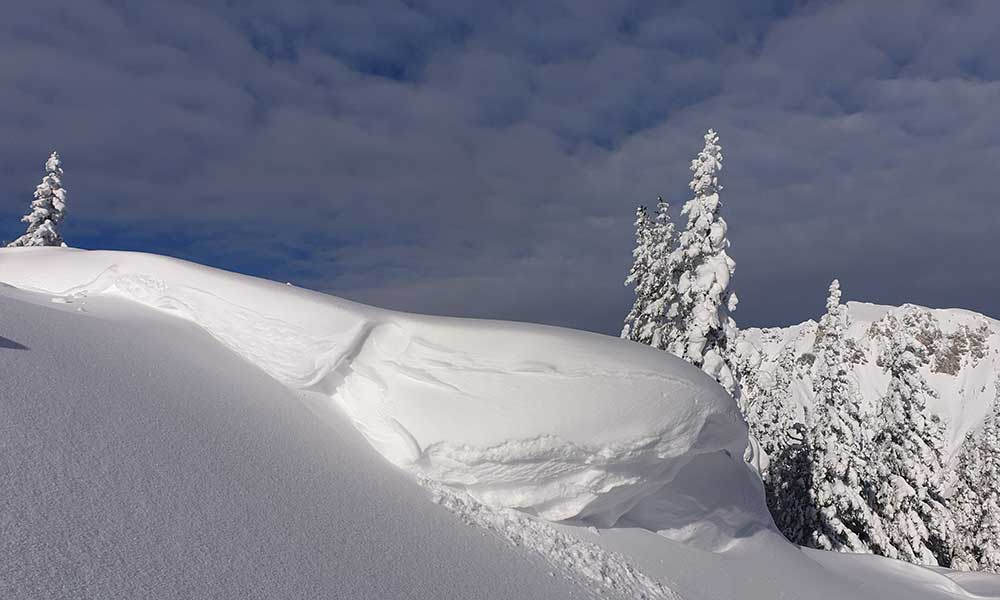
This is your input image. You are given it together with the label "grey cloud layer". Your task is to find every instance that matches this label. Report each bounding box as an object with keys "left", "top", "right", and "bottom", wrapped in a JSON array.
[{"left": 2, "top": 0, "right": 998, "bottom": 332}]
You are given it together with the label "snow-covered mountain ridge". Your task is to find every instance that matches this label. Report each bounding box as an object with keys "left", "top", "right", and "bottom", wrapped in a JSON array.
[{"left": 740, "top": 301, "right": 1000, "bottom": 457}]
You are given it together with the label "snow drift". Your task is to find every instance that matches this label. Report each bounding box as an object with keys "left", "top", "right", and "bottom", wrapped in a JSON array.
[
  {"left": 5, "top": 247, "right": 1000, "bottom": 599},
  {"left": 0, "top": 280, "right": 587, "bottom": 599},
  {"left": 0, "top": 247, "right": 750, "bottom": 528}
]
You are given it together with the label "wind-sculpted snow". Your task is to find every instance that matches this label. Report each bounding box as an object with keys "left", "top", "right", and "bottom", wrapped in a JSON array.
[
  {"left": 0, "top": 247, "right": 751, "bottom": 529},
  {"left": 6, "top": 247, "right": 1000, "bottom": 599}
]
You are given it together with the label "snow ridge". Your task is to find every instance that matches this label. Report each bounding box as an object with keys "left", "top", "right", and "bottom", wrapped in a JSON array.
[{"left": 0, "top": 249, "right": 752, "bottom": 530}]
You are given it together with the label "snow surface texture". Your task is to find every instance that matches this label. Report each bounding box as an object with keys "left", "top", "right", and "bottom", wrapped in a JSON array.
[
  {"left": 3, "top": 247, "right": 999, "bottom": 599},
  {"left": 740, "top": 301, "right": 1000, "bottom": 460}
]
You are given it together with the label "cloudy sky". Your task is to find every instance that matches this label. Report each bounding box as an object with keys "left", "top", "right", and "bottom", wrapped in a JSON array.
[{"left": 2, "top": 1, "right": 998, "bottom": 334}]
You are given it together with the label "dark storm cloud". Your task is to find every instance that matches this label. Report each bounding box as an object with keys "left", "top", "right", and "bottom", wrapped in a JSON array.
[{"left": 1, "top": 0, "right": 998, "bottom": 333}]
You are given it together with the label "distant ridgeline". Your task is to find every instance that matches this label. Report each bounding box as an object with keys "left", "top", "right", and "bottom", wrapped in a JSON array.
[{"left": 740, "top": 302, "right": 998, "bottom": 458}]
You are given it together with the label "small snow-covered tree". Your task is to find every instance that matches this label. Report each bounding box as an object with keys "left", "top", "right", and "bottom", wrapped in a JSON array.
[
  {"left": 953, "top": 387, "right": 1000, "bottom": 572},
  {"left": 8, "top": 151, "right": 67, "bottom": 248},
  {"left": 622, "top": 198, "right": 677, "bottom": 350},
  {"left": 667, "top": 129, "right": 739, "bottom": 396},
  {"left": 869, "top": 325, "right": 954, "bottom": 566},
  {"left": 806, "top": 279, "right": 888, "bottom": 554}
]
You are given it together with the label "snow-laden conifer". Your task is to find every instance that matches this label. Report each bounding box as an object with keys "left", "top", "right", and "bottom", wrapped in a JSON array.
[
  {"left": 743, "top": 343, "right": 815, "bottom": 546},
  {"left": 806, "top": 280, "right": 888, "bottom": 554},
  {"left": 622, "top": 198, "right": 677, "bottom": 349},
  {"left": 951, "top": 429, "right": 983, "bottom": 571},
  {"left": 744, "top": 344, "right": 799, "bottom": 461},
  {"left": 870, "top": 325, "right": 954, "bottom": 566},
  {"left": 622, "top": 205, "right": 654, "bottom": 343},
  {"left": 8, "top": 151, "right": 67, "bottom": 248},
  {"left": 973, "top": 414, "right": 1000, "bottom": 572},
  {"left": 667, "top": 129, "right": 738, "bottom": 395},
  {"left": 767, "top": 421, "right": 815, "bottom": 546},
  {"left": 952, "top": 387, "right": 1000, "bottom": 572}
]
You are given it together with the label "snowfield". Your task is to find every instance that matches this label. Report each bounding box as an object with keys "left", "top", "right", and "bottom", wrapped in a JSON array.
[{"left": 2, "top": 247, "right": 999, "bottom": 599}]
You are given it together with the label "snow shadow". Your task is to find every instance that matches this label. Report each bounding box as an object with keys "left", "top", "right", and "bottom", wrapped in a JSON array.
[
  {"left": 611, "top": 450, "right": 775, "bottom": 552},
  {"left": 0, "top": 336, "right": 28, "bottom": 350}
]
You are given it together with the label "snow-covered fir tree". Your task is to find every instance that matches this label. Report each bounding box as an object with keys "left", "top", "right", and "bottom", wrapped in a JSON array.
[
  {"left": 667, "top": 129, "right": 739, "bottom": 396},
  {"left": 621, "top": 198, "right": 677, "bottom": 350},
  {"left": 743, "top": 344, "right": 799, "bottom": 461},
  {"left": 869, "top": 325, "right": 954, "bottom": 566},
  {"left": 951, "top": 428, "right": 983, "bottom": 571},
  {"left": 8, "top": 151, "right": 67, "bottom": 248},
  {"left": 643, "top": 199, "right": 680, "bottom": 349},
  {"left": 952, "top": 386, "right": 1000, "bottom": 572},
  {"left": 766, "top": 421, "right": 815, "bottom": 546},
  {"left": 806, "top": 279, "right": 888, "bottom": 554},
  {"left": 738, "top": 343, "right": 813, "bottom": 548},
  {"left": 622, "top": 205, "right": 653, "bottom": 343}
]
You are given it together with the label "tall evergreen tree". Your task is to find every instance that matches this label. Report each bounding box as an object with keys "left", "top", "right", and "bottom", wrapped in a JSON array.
[
  {"left": 8, "top": 151, "right": 67, "bottom": 248},
  {"left": 952, "top": 388, "right": 1000, "bottom": 572},
  {"left": 622, "top": 198, "right": 677, "bottom": 350},
  {"left": 869, "top": 326, "right": 954, "bottom": 566},
  {"left": 668, "top": 129, "right": 739, "bottom": 396},
  {"left": 806, "top": 280, "right": 888, "bottom": 554}
]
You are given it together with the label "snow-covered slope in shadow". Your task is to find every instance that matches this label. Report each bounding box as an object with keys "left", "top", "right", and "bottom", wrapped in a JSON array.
[{"left": 3, "top": 247, "right": 999, "bottom": 599}]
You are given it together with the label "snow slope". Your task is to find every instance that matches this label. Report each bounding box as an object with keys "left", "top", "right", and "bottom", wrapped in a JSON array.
[
  {"left": 0, "top": 286, "right": 583, "bottom": 599},
  {"left": 2, "top": 247, "right": 998, "bottom": 599},
  {"left": 740, "top": 301, "right": 1000, "bottom": 458}
]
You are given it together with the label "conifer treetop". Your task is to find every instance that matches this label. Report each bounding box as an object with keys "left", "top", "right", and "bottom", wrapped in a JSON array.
[
  {"left": 8, "top": 150, "right": 68, "bottom": 248},
  {"left": 689, "top": 129, "right": 722, "bottom": 198},
  {"left": 826, "top": 279, "right": 841, "bottom": 315}
]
